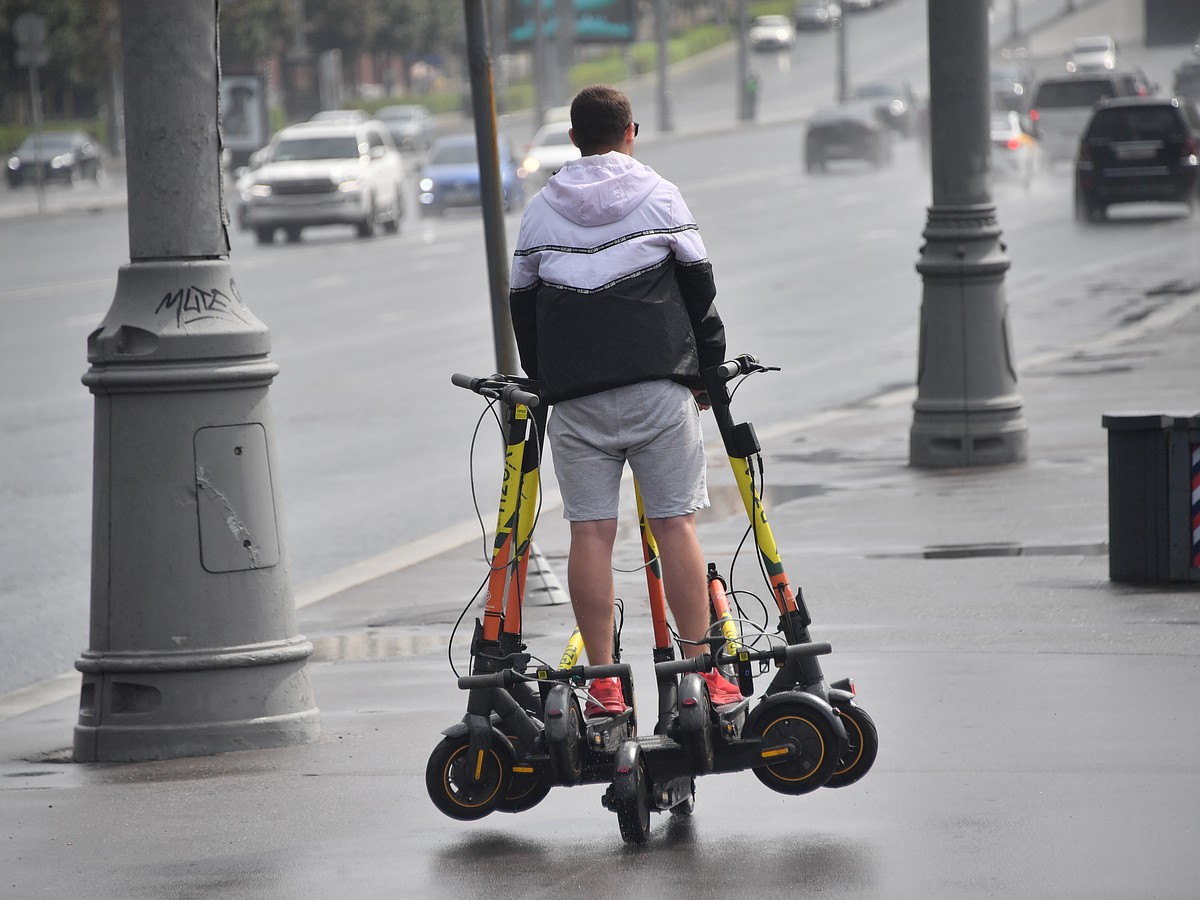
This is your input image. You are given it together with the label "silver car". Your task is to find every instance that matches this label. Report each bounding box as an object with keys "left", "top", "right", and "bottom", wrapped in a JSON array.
[{"left": 240, "top": 120, "right": 406, "bottom": 244}]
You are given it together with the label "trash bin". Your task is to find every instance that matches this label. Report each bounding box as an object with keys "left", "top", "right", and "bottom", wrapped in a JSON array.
[{"left": 1102, "top": 412, "right": 1200, "bottom": 584}]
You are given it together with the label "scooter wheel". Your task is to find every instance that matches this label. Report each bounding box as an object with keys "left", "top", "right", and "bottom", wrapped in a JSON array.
[
  {"left": 496, "top": 741, "right": 552, "bottom": 813},
  {"left": 745, "top": 693, "right": 845, "bottom": 796},
  {"left": 669, "top": 777, "right": 696, "bottom": 817},
  {"left": 612, "top": 741, "right": 652, "bottom": 845},
  {"left": 826, "top": 701, "right": 878, "bottom": 789},
  {"left": 545, "top": 683, "right": 584, "bottom": 785},
  {"left": 425, "top": 732, "right": 514, "bottom": 820},
  {"left": 677, "top": 673, "right": 714, "bottom": 774}
]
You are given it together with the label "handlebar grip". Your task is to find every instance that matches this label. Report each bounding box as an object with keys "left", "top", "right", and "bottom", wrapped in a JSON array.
[
  {"left": 785, "top": 641, "right": 832, "bottom": 660},
  {"left": 653, "top": 654, "right": 712, "bottom": 677},
  {"left": 451, "top": 373, "right": 481, "bottom": 391},
  {"left": 457, "top": 672, "right": 508, "bottom": 689},
  {"left": 499, "top": 384, "right": 540, "bottom": 408},
  {"left": 585, "top": 663, "right": 631, "bottom": 680}
]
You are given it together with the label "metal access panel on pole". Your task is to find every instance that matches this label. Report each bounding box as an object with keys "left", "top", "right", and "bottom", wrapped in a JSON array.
[
  {"left": 74, "top": 0, "right": 320, "bottom": 762},
  {"left": 909, "top": 0, "right": 1028, "bottom": 468}
]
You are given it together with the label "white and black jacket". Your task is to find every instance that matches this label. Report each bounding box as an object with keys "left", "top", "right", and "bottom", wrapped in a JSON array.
[{"left": 509, "top": 151, "right": 725, "bottom": 404}]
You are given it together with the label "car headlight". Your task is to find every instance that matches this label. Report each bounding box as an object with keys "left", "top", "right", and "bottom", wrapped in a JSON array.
[
  {"left": 337, "top": 176, "right": 366, "bottom": 193},
  {"left": 6, "top": 157, "right": 18, "bottom": 171},
  {"left": 50, "top": 154, "right": 72, "bottom": 169},
  {"left": 418, "top": 177, "right": 434, "bottom": 191},
  {"left": 888, "top": 100, "right": 905, "bottom": 116},
  {"left": 248, "top": 183, "right": 273, "bottom": 198},
  {"left": 523, "top": 157, "right": 541, "bottom": 173}
]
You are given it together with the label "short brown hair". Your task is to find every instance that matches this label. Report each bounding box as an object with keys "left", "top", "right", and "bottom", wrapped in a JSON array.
[{"left": 570, "top": 85, "right": 632, "bottom": 154}]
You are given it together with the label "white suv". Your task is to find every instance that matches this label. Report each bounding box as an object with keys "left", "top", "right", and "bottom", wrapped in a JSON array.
[{"left": 240, "top": 120, "right": 406, "bottom": 244}]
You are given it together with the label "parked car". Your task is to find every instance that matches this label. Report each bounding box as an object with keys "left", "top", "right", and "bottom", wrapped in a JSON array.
[
  {"left": 240, "top": 119, "right": 406, "bottom": 243},
  {"left": 309, "top": 109, "right": 369, "bottom": 124},
  {"left": 417, "top": 133, "right": 525, "bottom": 216},
  {"left": 375, "top": 104, "right": 437, "bottom": 152},
  {"left": 804, "top": 102, "right": 893, "bottom": 172},
  {"left": 1029, "top": 72, "right": 1150, "bottom": 164},
  {"left": 991, "top": 63, "right": 1034, "bottom": 113},
  {"left": 749, "top": 15, "right": 796, "bottom": 52},
  {"left": 794, "top": 0, "right": 841, "bottom": 30},
  {"left": 521, "top": 120, "right": 580, "bottom": 192},
  {"left": 1066, "top": 35, "right": 1117, "bottom": 73},
  {"left": 990, "top": 110, "right": 1041, "bottom": 191},
  {"left": 1173, "top": 60, "right": 1200, "bottom": 102},
  {"left": 1074, "top": 96, "right": 1200, "bottom": 222},
  {"left": 6, "top": 131, "right": 103, "bottom": 187},
  {"left": 847, "top": 80, "right": 919, "bottom": 137}
]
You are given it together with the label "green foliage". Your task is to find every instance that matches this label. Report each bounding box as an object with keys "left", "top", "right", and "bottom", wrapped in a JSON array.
[{"left": 0, "top": 118, "right": 105, "bottom": 154}]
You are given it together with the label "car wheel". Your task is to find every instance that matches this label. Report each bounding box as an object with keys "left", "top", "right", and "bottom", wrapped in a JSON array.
[
  {"left": 284, "top": 227, "right": 303, "bottom": 243},
  {"left": 356, "top": 201, "right": 377, "bottom": 238},
  {"left": 383, "top": 190, "right": 402, "bottom": 234},
  {"left": 255, "top": 227, "right": 275, "bottom": 245},
  {"left": 805, "top": 151, "right": 824, "bottom": 173}
]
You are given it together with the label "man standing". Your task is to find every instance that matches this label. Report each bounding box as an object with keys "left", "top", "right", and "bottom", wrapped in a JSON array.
[{"left": 509, "top": 84, "right": 742, "bottom": 715}]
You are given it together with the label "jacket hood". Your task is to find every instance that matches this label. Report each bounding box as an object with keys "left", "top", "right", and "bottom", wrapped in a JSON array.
[{"left": 541, "top": 152, "right": 661, "bottom": 227}]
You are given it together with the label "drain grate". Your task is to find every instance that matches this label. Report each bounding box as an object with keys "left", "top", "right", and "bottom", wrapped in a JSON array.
[{"left": 868, "top": 541, "right": 1108, "bottom": 560}]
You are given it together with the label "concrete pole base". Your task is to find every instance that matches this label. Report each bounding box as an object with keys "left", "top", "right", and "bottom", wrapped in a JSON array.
[
  {"left": 910, "top": 406, "right": 1029, "bottom": 468},
  {"left": 74, "top": 642, "right": 320, "bottom": 762}
]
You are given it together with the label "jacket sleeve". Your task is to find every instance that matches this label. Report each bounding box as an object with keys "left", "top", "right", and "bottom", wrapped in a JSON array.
[
  {"left": 509, "top": 283, "right": 539, "bottom": 380},
  {"left": 676, "top": 259, "right": 725, "bottom": 376}
]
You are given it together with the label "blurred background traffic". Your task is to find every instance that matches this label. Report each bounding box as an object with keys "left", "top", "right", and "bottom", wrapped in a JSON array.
[{"left": 4, "top": 0, "right": 1199, "bottom": 233}]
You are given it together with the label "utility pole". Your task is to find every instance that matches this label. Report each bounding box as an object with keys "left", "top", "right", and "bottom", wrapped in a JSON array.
[
  {"left": 736, "top": 0, "right": 751, "bottom": 120},
  {"left": 909, "top": 0, "right": 1028, "bottom": 468},
  {"left": 75, "top": 0, "right": 320, "bottom": 762},
  {"left": 656, "top": 0, "right": 673, "bottom": 132},
  {"left": 836, "top": 7, "right": 849, "bottom": 102},
  {"left": 463, "top": 0, "right": 520, "bottom": 376}
]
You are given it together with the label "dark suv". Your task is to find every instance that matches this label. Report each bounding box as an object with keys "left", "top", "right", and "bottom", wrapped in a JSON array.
[
  {"left": 1030, "top": 71, "right": 1152, "bottom": 163},
  {"left": 1073, "top": 96, "right": 1200, "bottom": 223}
]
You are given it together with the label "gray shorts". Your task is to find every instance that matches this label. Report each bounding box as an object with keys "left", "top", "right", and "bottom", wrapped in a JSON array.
[{"left": 548, "top": 380, "right": 710, "bottom": 521}]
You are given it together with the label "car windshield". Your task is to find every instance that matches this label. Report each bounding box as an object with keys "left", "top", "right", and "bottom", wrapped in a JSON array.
[
  {"left": 19, "top": 134, "right": 76, "bottom": 151},
  {"left": 1073, "top": 40, "right": 1111, "bottom": 54},
  {"left": 1087, "top": 106, "right": 1184, "bottom": 141},
  {"left": 1034, "top": 80, "right": 1115, "bottom": 108},
  {"left": 853, "top": 84, "right": 901, "bottom": 99},
  {"left": 272, "top": 136, "right": 362, "bottom": 161},
  {"left": 536, "top": 130, "right": 573, "bottom": 147},
  {"left": 755, "top": 16, "right": 790, "bottom": 26},
  {"left": 429, "top": 141, "right": 478, "bottom": 165},
  {"left": 380, "top": 108, "right": 418, "bottom": 122}
]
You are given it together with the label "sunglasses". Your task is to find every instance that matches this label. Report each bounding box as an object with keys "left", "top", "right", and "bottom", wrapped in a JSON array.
[{"left": 631, "top": 122, "right": 640, "bottom": 137}]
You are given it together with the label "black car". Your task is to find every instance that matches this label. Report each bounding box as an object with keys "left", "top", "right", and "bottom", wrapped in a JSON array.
[
  {"left": 5, "top": 131, "right": 103, "bottom": 187},
  {"left": 1174, "top": 60, "right": 1200, "bottom": 102},
  {"left": 1074, "top": 96, "right": 1200, "bottom": 222},
  {"left": 847, "top": 80, "right": 919, "bottom": 138},
  {"left": 804, "top": 102, "right": 894, "bottom": 172}
]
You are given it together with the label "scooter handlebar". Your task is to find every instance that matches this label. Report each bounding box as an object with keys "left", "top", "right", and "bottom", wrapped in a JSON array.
[{"left": 451, "top": 373, "right": 540, "bottom": 408}]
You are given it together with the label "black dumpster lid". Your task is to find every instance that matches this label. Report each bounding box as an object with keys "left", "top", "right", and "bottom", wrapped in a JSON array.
[{"left": 1102, "top": 412, "right": 1200, "bottom": 431}]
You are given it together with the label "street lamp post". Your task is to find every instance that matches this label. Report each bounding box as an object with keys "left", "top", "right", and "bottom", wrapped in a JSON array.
[
  {"left": 74, "top": 0, "right": 319, "bottom": 762},
  {"left": 909, "top": 0, "right": 1028, "bottom": 468}
]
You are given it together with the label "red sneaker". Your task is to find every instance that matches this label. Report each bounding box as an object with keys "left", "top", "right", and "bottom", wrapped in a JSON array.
[
  {"left": 584, "top": 676, "right": 628, "bottom": 717},
  {"left": 704, "top": 669, "right": 744, "bottom": 707}
]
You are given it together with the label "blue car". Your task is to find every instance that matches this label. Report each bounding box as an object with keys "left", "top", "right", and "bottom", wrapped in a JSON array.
[{"left": 417, "top": 133, "right": 525, "bottom": 216}]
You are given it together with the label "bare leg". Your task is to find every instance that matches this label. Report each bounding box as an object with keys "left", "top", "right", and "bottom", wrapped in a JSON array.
[
  {"left": 567, "top": 518, "right": 619, "bottom": 665},
  {"left": 647, "top": 513, "right": 710, "bottom": 659}
]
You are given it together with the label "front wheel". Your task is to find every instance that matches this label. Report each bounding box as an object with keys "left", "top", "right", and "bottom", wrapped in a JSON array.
[
  {"left": 425, "top": 732, "right": 514, "bottom": 821},
  {"left": 825, "top": 701, "right": 878, "bottom": 788},
  {"left": 745, "top": 693, "right": 845, "bottom": 795},
  {"left": 611, "top": 742, "right": 652, "bottom": 845},
  {"left": 356, "top": 201, "right": 377, "bottom": 238}
]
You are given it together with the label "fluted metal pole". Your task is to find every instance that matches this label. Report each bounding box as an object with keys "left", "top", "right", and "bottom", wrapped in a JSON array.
[{"left": 909, "top": 0, "right": 1028, "bottom": 468}]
